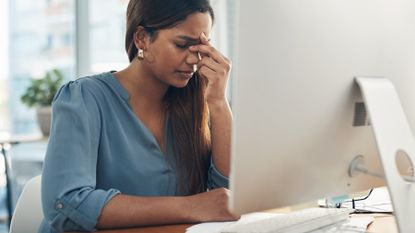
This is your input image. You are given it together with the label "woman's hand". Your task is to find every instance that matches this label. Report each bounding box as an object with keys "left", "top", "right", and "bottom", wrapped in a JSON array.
[
  {"left": 189, "top": 32, "right": 231, "bottom": 106},
  {"left": 186, "top": 188, "right": 240, "bottom": 222}
]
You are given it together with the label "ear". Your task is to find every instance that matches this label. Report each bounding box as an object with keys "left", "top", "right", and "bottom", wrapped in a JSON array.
[{"left": 133, "top": 26, "right": 149, "bottom": 51}]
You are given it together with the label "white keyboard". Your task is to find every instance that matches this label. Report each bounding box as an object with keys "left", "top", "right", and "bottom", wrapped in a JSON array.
[{"left": 221, "top": 208, "right": 354, "bottom": 233}]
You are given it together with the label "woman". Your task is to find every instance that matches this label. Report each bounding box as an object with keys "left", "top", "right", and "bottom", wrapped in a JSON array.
[{"left": 39, "top": 0, "right": 237, "bottom": 232}]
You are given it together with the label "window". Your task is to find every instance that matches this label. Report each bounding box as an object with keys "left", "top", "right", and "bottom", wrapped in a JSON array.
[
  {"left": 211, "top": 0, "right": 237, "bottom": 103},
  {"left": 0, "top": 0, "right": 9, "bottom": 133},
  {"left": 2, "top": 0, "right": 236, "bottom": 135},
  {"left": 89, "top": 0, "right": 129, "bottom": 73},
  {"left": 8, "top": 0, "right": 76, "bottom": 134}
]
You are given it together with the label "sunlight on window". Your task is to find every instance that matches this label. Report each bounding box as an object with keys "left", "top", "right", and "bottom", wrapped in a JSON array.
[
  {"left": 0, "top": 0, "right": 9, "bottom": 132},
  {"left": 2, "top": 0, "right": 237, "bottom": 134},
  {"left": 90, "top": 0, "right": 130, "bottom": 73},
  {"left": 9, "top": 0, "right": 75, "bottom": 134}
]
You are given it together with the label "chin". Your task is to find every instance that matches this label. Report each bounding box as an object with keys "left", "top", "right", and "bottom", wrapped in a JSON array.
[
  {"left": 167, "top": 71, "right": 195, "bottom": 88},
  {"left": 170, "top": 80, "right": 191, "bottom": 88},
  {"left": 168, "top": 74, "right": 193, "bottom": 88}
]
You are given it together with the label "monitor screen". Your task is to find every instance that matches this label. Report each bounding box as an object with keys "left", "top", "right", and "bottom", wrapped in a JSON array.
[{"left": 229, "top": 0, "right": 415, "bottom": 215}]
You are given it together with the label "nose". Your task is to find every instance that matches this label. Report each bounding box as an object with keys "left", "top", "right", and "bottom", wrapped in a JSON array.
[{"left": 186, "top": 50, "right": 199, "bottom": 66}]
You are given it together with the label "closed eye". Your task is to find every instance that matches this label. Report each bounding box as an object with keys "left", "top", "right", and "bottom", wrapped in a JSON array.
[{"left": 176, "top": 43, "right": 189, "bottom": 49}]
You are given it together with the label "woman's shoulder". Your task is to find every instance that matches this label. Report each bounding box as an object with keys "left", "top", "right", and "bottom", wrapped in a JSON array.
[
  {"left": 54, "top": 72, "right": 112, "bottom": 104},
  {"left": 70, "top": 72, "right": 112, "bottom": 92}
]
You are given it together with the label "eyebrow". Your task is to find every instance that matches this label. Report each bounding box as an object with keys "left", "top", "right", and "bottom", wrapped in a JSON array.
[
  {"left": 176, "top": 35, "right": 211, "bottom": 43},
  {"left": 176, "top": 35, "right": 200, "bottom": 43}
]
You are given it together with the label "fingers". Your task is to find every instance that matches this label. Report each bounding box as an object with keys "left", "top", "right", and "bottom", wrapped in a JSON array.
[
  {"left": 189, "top": 32, "right": 228, "bottom": 64},
  {"left": 189, "top": 44, "right": 226, "bottom": 64},
  {"left": 198, "top": 56, "right": 221, "bottom": 73},
  {"left": 200, "top": 32, "right": 210, "bottom": 45},
  {"left": 188, "top": 32, "right": 231, "bottom": 99},
  {"left": 192, "top": 43, "right": 231, "bottom": 79},
  {"left": 197, "top": 65, "right": 215, "bottom": 80}
]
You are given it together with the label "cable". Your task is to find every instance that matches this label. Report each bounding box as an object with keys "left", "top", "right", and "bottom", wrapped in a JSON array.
[
  {"left": 338, "top": 189, "right": 394, "bottom": 214},
  {"left": 336, "top": 189, "right": 372, "bottom": 209},
  {"left": 352, "top": 188, "right": 373, "bottom": 209}
]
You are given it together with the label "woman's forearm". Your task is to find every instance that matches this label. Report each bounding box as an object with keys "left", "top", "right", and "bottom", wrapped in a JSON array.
[
  {"left": 96, "top": 194, "right": 190, "bottom": 229},
  {"left": 96, "top": 187, "right": 238, "bottom": 230},
  {"left": 208, "top": 100, "right": 233, "bottom": 177}
]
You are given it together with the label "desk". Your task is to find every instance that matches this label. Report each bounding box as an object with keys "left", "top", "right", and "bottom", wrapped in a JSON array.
[
  {"left": 365, "top": 214, "right": 397, "bottom": 233},
  {"left": 92, "top": 213, "right": 396, "bottom": 233},
  {"left": 96, "top": 224, "right": 192, "bottom": 233}
]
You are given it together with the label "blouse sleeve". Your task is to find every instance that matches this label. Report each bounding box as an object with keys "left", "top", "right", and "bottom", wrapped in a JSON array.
[
  {"left": 207, "top": 156, "right": 230, "bottom": 189},
  {"left": 41, "top": 79, "right": 120, "bottom": 232}
]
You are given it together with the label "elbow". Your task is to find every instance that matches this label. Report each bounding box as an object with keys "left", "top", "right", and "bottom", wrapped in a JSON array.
[
  {"left": 41, "top": 187, "right": 98, "bottom": 232},
  {"left": 41, "top": 192, "right": 92, "bottom": 232},
  {"left": 41, "top": 183, "right": 120, "bottom": 232}
]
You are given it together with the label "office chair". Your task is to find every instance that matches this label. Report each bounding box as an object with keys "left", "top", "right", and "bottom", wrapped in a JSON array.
[{"left": 9, "top": 175, "right": 43, "bottom": 233}]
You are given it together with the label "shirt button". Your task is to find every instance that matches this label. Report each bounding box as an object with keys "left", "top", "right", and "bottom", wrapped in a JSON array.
[{"left": 56, "top": 203, "right": 64, "bottom": 209}]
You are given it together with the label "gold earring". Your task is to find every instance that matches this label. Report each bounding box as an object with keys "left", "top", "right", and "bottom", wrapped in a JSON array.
[{"left": 137, "top": 49, "right": 144, "bottom": 60}]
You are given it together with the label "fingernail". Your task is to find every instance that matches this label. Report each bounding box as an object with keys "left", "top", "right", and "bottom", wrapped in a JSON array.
[
  {"left": 201, "top": 32, "right": 207, "bottom": 40},
  {"left": 189, "top": 45, "right": 196, "bottom": 50}
]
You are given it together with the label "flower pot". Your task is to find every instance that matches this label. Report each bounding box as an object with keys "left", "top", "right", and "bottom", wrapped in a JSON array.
[{"left": 36, "top": 106, "right": 52, "bottom": 136}]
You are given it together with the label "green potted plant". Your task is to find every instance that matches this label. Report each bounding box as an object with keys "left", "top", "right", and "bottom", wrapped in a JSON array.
[{"left": 21, "top": 69, "right": 64, "bottom": 136}]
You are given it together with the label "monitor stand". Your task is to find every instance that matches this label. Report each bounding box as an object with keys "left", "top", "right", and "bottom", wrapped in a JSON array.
[{"left": 355, "top": 76, "right": 415, "bottom": 233}]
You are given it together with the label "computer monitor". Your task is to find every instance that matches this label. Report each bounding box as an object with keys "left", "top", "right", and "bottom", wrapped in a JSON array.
[{"left": 229, "top": 1, "right": 415, "bottom": 232}]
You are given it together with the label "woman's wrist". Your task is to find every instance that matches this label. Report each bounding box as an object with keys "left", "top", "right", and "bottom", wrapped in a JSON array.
[
  {"left": 181, "top": 195, "right": 198, "bottom": 222},
  {"left": 208, "top": 99, "right": 230, "bottom": 114}
]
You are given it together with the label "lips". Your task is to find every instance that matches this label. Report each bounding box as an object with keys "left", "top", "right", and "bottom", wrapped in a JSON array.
[
  {"left": 176, "top": 70, "right": 194, "bottom": 79},
  {"left": 178, "top": 70, "right": 193, "bottom": 74}
]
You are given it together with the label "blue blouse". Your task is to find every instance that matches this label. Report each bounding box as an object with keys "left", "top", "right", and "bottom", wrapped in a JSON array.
[{"left": 38, "top": 72, "right": 229, "bottom": 233}]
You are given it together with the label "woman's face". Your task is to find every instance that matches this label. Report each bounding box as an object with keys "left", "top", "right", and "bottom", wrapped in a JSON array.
[{"left": 144, "top": 12, "right": 212, "bottom": 88}]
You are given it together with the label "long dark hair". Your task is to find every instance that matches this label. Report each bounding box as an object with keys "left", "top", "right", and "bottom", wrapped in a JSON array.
[{"left": 125, "top": 0, "right": 215, "bottom": 195}]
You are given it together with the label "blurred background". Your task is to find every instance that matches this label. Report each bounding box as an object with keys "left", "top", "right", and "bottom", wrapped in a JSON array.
[{"left": 0, "top": 0, "right": 236, "bottom": 231}]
